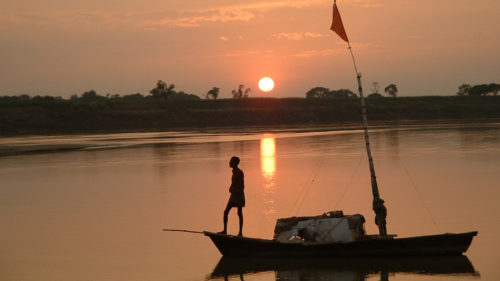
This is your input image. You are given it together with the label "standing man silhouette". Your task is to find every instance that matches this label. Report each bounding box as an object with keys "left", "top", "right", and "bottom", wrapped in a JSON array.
[{"left": 220, "top": 156, "right": 245, "bottom": 236}]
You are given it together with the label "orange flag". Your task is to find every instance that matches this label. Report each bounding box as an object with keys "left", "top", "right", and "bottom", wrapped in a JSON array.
[{"left": 330, "top": 1, "right": 349, "bottom": 42}]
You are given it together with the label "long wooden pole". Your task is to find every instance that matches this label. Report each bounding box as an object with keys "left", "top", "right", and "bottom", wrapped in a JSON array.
[
  {"left": 163, "top": 228, "right": 204, "bottom": 234},
  {"left": 348, "top": 44, "right": 388, "bottom": 236}
]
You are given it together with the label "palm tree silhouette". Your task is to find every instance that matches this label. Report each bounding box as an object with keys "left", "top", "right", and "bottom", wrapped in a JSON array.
[
  {"left": 384, "top": 84, "right": 398, "bottom": 98},
  {"left": 232, "top": 85, "right": 251, "bottom": 99},
  {"left": 206, "top": 87, "right": 220, "bottom": 100}
]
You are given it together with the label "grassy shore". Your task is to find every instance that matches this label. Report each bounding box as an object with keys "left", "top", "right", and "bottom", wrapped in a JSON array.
[{"left": 1, "top": 96, "right": 499, "bottom": 136}]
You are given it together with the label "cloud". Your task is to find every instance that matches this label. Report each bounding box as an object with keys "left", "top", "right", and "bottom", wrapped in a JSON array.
[
  {"left": 0, "top": 0, "right": 381, "bottom": 32},
  {"left": 291, "top": 42, "right": 379, "bottom": 58},
  {"left": 218, "top": 35, "right": 245, "bottom": 41},
  {"left": 140, "top": 0, "right": 327, "bottom": 30},
  {"left": 305, "top": 32, "right": 331, "bottom": 38},
  {"left": 141, "top": 9, "right": 255, "bottom": 29},
  {"left": 218, "top": 49, "right": 274, "bottom": 58},
  {"left": 350, "top": 0, "right": 383, "bottom": 8},
  {"left": 0, "top": 11, "right": 139, "bottom": 31},
  {"left": 273, "top": 32, "right": 303, "bottom": 40},
  {"left": 291, "top": 48, "right": 343, "bottom": 58},
  {"left": 273, "top": 32, "right": 330, "bottom": 40}
]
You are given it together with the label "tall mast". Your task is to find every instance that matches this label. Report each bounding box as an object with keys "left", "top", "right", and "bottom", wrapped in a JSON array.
[
  {"left": 331, "top": 0, "right": 387, "bottom": 236},
  {"left": 354, "top": 69, "right": 387, "bottom": 236}
]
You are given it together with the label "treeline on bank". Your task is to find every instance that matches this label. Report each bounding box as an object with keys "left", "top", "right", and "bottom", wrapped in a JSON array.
[{"left": 1, "top": 94, "right": 500, "bottom": 135}]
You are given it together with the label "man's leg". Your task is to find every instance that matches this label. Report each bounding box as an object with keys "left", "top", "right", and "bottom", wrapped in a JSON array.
[
  {"left": 221, "top": 206, "right": 231, "bottom": 234},
  {"left": 237, "top": 207, "right": 243, "bottom": 236}
]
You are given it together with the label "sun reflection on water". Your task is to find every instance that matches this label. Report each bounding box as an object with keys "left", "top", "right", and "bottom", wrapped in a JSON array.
[{"left": 260, "top": 134, "right": 276, "bottom": 217}]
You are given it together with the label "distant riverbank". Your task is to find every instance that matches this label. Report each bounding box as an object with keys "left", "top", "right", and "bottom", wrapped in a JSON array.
[{"left": 1, "top": 96, "right": 499, "bottom": 136}]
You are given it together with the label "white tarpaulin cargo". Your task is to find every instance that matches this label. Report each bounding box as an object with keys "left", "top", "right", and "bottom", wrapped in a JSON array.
[{"left": 274, "top": 211, "right": 365, "bottom": 243}]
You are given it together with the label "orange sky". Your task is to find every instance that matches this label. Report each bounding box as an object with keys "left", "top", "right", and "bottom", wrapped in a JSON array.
[{"left": 1, "top": 0, "right": 499, "bottom": 98}]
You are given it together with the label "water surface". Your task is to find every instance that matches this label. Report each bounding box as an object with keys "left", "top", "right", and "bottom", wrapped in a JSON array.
[{"left": 0, "top": 123, "right": 499, "bottom": 280}]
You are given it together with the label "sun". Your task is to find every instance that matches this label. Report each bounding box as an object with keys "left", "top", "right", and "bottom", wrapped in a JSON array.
[{"left": 258, "top": 77, "right": 275, "bottom": 92}]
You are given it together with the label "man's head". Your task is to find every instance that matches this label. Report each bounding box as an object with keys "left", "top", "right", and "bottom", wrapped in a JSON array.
[{"left": 229, "top": 156, "right": 240, "bottom": 168}]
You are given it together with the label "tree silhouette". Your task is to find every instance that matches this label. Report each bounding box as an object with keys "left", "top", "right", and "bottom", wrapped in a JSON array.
[
  {"left": 206, "top": 87, "right": 220, "bottom": 100},
  {"left": 305, "top": 87, "right": 356, "bottom": 98},
  {"left": 79, "top": 90, "right": 107, "bottom": 101},
  {"left": 457, "top": 84, "right": 471, "bottom": 96},
  {"left": 457, "top": 83, "right": 500, "bottom": 96},
  {"left": 305, "top": 87, "right": 330, "bottom": 98},
  {"left": 81, "top": 90, "right": 98, "bottom": 99},
  {"left": 330, "top": 89, "right": 357, "bottom": 98},
  {"left": 469, "top": 84, "right": 490, "bottom": 96},
  {"left": 150, "top": 80, "right": 175, "bottom": 98},
  {"left": 488, "top": 83, "right": 499, "bottom": 96},
  {"left": 384, "top": 84, "right": 398, "bottom": 98},
  {"left": 232, "top": 85, "right": 251, "bottom": 99},
  {"left": 367, "top": 93, "right": 383, "bottom": 98}
]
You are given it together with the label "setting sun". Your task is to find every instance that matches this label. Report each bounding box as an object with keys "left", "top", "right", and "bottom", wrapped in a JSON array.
[{"left": 258, "top": 77, "right": 275, "bottom": 92}]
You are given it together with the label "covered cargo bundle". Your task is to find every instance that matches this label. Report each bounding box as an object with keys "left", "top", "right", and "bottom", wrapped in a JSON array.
[{"left": 274, "top": 211, "right": 365, "bottom": 243}]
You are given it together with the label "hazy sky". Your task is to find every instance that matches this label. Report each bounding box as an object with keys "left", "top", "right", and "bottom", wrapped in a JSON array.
[{"left": 1, "top": 0, "right": 499, "bottom": 98}]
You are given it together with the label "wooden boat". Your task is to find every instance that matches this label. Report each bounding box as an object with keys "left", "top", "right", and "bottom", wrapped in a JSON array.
[
  {"left": 204, "top": 231, "right": 477, "bottom": 257},
  {"left": 203, "top": 74, "right": 479, "bottom": 257},
  {"left": 204, "top": 1, "right": 478, "bottom": 258}
]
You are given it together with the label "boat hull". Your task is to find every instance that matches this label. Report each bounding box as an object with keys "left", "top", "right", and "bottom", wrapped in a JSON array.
[{"left": 204, "top": 231, "right": 477, "bottom": 257}]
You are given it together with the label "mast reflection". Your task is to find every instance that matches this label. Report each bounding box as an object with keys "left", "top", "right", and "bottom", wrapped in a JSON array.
[
  {"left": 207, "top": 255, "right": 479, "bottom": 281},
  {"left": 260, "top": 134, "right": 276, "bottom": 217}
]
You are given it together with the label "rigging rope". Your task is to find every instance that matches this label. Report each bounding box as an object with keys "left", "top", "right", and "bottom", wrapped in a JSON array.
[
  {"left": 288, "top": 140, "right": 366, "bottom": 216},
  {"left": 288, "top": 152, "right": 327, "bottom": 216},
  {"left": 397, "top": 157, "right": 442, "bottom": 233},
  {"left": 333, "top": 148, "right": 365, "bottom": 210},
  {"left": 348, "top": 44, "right": 360, "bottom": 77},
  {"left": 294, "top": 154, "right": 327, "bottom": 214}
]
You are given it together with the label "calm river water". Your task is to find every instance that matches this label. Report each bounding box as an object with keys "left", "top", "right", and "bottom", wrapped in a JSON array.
[{"left": 0, "top": 123, "right": 499, "bottom": 281}]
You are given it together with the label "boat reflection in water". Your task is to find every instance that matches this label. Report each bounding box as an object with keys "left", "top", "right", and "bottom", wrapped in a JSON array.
[{"left": 207, "top": 255, "right": 478, "bottom": 281}]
